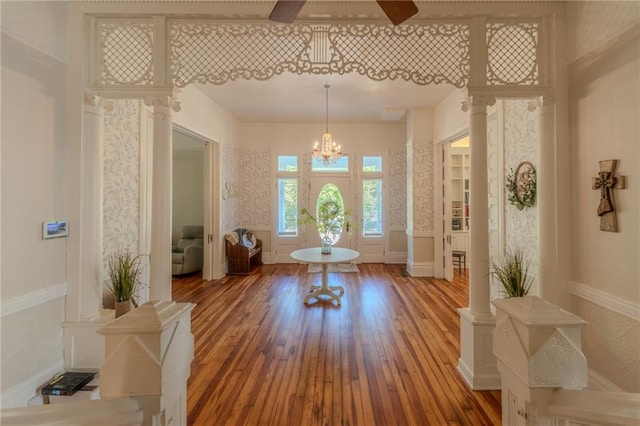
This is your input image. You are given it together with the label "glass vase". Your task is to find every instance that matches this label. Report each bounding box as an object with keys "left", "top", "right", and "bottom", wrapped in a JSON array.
[{"left": 321, "top": 236, "right": 332, "bottom": 254}]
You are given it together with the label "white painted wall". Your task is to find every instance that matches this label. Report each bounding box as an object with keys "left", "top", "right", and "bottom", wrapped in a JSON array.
[
  {"left": 1, "top": 4, "right": 68, "bottom": 406},
  {"left": 173, "top": 85, "right": 242, "bottom": 269},
  {"left": 567, "top": 2, "right": 640, "bottom": 392},
  {"left": 241, "top": 122, "right": 405, "bottom": 152},
  {"left": 172, "top": 148, "right": 204, "bottom": 245},
  {"left": 434, "top": 89, "right": 469, "bottom": 143}
]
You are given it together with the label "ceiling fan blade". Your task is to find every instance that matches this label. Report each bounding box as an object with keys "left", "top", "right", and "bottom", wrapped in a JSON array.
[
  {"left": 269, "top": 0, "right": 307, "bottom": 24},
  {"left": 376, "top": 0, "right": 419, "bottom": 25}
]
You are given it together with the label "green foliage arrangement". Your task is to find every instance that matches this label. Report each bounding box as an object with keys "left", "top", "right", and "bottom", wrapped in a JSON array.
[
  {"left": 490, "top": 248, "right": 534, "bottom": 298},
  {"left": 107, "top": 251, "right": 145, "bottom": 306},
  {"left": 299, "top": 200, "right": 350, "bottom": 242},
  {"left": 506, "top": 163, "right": 536, "bottom": 210}
]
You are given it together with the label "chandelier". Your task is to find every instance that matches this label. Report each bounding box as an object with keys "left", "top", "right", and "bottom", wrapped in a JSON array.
[{"left": 312, "top": 84, "right": 343, "bottom": 166}]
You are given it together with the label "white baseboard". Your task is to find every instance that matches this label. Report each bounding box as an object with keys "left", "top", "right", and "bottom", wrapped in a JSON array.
[
  {"left": 457, "top": 360, "right": 502, "bottom": 391},
  {"left": 1, "top": 361, "right": 63, "bottom": 408},
  {"left": 407, "top": 260, "right": 434, "bottom": 277},
  {"left": 385, "top": 252, "right": 407, "bottom": 264}
]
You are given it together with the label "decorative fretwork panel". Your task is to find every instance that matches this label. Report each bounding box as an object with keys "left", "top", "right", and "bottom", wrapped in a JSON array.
[
  {"left": 169, "top": 23, "right": 470, "bottom": 88},
  {"left": 327, "top": 24, "right": 469, "bottom": 86},
  {"left": 486, "top": 22, "right": 539, "bottom": 85},
  {"left": 101, "top": 21, "right": 154, "bottom": 85},
  {"left": 93, "top": 17, "right": 546, "bottom": 90},
  {"left": 170, "top": 23, "right": 312, "bottom": 86}
]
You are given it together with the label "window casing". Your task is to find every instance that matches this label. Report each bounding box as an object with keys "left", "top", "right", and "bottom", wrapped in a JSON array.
[
  {"left": 362, "top": 156, "right": 383, "bottom": 237},
  {"left": 277, "top": 156, "right": 298, "bottom": 236}
]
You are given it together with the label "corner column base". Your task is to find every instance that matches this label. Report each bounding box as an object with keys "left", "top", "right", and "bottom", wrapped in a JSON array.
[{"left": 457, "top": 307, "right": 501, "bottom": 390}]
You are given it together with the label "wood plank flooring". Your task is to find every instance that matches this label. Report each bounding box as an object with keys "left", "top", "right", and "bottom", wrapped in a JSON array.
[{"left": 172, "top": 264, "right": 501, "bottom": 425}]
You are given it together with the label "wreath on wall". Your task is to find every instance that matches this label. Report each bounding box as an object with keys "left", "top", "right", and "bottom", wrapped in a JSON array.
[{"left": 506, "top": 161, "right": 537, "bottom": 210}]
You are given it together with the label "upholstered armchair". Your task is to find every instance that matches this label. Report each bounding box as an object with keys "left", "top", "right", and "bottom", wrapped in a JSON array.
[{"left": 172, "top": 225, "right": 204, "bottom": 275}]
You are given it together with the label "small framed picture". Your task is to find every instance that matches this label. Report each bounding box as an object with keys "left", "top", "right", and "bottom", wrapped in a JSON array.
[{"left": 43, "top": 220, "right": 68, "bottom": 239}]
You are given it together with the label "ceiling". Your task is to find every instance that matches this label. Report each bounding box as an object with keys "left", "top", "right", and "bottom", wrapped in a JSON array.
[
  {"left": 187, "top": 1, "right": 463, "bottom": 123},
  {"left": 195, "top": 74, "right": 457, "bottom": 123}
]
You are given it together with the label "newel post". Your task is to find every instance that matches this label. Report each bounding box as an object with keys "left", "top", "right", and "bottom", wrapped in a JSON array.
[
  {"left": 493, "top": 296, "right": 588, "bottom": 425},
  {"left": 98, "top": 301, "right": 195, "bottom": 426}
]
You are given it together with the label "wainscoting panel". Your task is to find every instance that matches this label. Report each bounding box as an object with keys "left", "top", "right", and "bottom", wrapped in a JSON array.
[{"left": 570, "top": 281, "right": 640, "bottom": 392}]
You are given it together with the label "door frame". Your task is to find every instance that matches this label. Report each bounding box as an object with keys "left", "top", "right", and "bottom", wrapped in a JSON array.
[
  {"left": 307, "top": 175, "right": 354, "bottom": 250},
  {"left": 172, "top": 124, "right": 221, "bottom": 281},
  {"left": 434, "top": 128, "right": 469, "bottom": 280}
]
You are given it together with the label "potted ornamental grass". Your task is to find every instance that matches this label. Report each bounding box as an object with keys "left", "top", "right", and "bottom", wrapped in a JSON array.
[
  {"left": 107, "top": 250, "right": 145, "bottom": 318},
  {"left": 490, "top": 248, "right": 534, "bottom": 298}
]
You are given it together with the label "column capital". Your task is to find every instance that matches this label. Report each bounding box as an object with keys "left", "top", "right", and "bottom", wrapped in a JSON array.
[
  {"left": 143, "top": 95, "right": 181, "bottom": 112},
  {"left": 527, "top": 94, "right": 555, "bottom": 112},
  {"left": 461, "top": 95, "right": 496, "bottom": 112},
  {"left": 83, "top": 94, "right": 114, "bottom": 111}
]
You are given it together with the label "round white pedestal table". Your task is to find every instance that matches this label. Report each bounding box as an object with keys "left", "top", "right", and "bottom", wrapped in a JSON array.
[{"left": 290, "top": 247, "right": 360, "bottom": 305}]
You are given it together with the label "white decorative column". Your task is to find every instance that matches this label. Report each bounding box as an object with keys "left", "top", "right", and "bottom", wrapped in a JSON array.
[
  {"left": 144, "top": 95, "right": 181, "bottom": 301},
  {"left": 63, "top": 95, "right": 115, "bottom": 370},
  {"left": 493, "top": 296, "right": 587, "bottom": 425},
  {"left": 529, "top": 95, "right": 558, "bottom": 305},
  {"left": 457, "top": 95, "right": 500, "bottom": 390},
  {"left": 99, "top": 301, "right": 195, "bottom": 426}
]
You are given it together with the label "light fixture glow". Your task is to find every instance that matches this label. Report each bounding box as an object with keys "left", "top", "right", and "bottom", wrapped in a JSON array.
[{"left": 312, "top": 84, "right": 343, "bottom": 166}]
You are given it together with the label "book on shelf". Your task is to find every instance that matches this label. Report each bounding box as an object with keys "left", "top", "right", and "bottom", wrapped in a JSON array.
[{"left": 41, "top": 371, "right": 97, "bottom": 396}]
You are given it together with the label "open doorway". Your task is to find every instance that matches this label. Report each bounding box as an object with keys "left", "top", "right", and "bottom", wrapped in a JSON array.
[
  {"left": 440, "top": 134, "right": 470, "bottom": 282},
  {"left": 172, "top": 126, "right": 219, "bottom": 283}
]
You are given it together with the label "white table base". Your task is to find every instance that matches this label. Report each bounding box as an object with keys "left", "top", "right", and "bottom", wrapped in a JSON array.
[
  {"left": 290, "top": 247, "right": 360, "bottom": 306},
  {"left": 304, "top": 263, "right": 345, "bottom": 305}
]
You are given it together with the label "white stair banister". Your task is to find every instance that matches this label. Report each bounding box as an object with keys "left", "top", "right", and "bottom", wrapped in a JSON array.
[
  {"left": 547, "top": 389, "right": 640, "bottom": 426},
  {"left": 493, "top": 296, "right": 588, "bottom": 425},
  {"left": 0, "top": 397, "right": 143, "bottom": 426},
  {"left": 98, "top": 301, "right": 196, "bottom": 426}
]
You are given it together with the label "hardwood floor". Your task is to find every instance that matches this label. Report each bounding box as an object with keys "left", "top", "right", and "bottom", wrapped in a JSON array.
[{"left": 172, "top": 264, "right": 501, "bottom": 425}]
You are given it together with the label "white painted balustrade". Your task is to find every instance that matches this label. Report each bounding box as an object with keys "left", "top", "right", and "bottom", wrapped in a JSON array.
[
  {"left": 0, "top": 301, "right": 195, "bottom": 426},
  {"left": 98, "top": 301, "right": 196, "bottom": 426},
  {"left": 493, "top": 296, "right": 640, "bottom": 425},
  {"left": 0, "top": 397, "right": 143, "bottom": 426}
]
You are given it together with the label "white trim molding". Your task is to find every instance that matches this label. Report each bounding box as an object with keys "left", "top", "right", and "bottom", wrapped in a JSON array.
[
  {"left": 588, "top": 369, "right": 624, "bottom": 392},
  {"left": 0, "top": 361, "right": 64, "bottom": 408},
  {"left": 1, "top": 283, "right": 67, "bottom": 318},
  {"left": 569, "top": 281, "right": 640, "bottom": 322}
]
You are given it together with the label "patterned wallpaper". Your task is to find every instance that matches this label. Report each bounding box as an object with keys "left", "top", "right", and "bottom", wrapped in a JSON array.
[
  {"left": 103, "top": 99, "right": 141, "bottom": 277},
  {"left": 222, "top": 143, "right": 242, "bottom": 231},
  {"left": 240, "top": 149, "right": 271, "bottom": 227},
  {"left": 412, "top": 137, "right": 434, "bottom": 233},
  {"left": 388, "top": 149, "right": 407, "bottom": 230},
  {"left": 503, "top": 99, "right": 539, "bottom": 294}
]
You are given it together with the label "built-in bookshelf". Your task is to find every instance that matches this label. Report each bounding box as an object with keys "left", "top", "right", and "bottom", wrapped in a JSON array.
[{"left": 451, "top": 149, "right": 470, "bottom": 233}]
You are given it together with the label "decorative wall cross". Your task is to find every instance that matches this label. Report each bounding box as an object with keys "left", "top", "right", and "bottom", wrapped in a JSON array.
[{"left": 591, "top": 160, "right": 626, "bottom": 232}]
